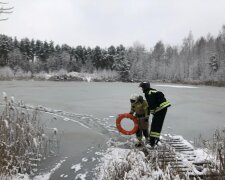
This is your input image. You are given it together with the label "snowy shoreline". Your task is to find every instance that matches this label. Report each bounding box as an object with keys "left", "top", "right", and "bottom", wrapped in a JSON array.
[
  {"left": 1, "top": 76, "right": 225, "bottom": 87},
  {"left": 1, "top": 67, "right": 225, "bottom": 86}
]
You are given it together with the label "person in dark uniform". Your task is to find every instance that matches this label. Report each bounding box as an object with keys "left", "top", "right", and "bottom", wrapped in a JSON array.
[
  {"left": 139, "top": 82, "right": 171, "bottom": 147},
  {"left": 129, "top": 94, "right": 149, "bottom": 147}
]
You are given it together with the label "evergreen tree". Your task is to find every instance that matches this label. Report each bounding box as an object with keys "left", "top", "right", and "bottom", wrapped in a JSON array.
[
  {"left": 0, "top": 35, "right": 13, "bottom": 66},
  {"left": 35, "top": 40, "right": 44, "bottom": 61},
  {"left": 48, "top": 41, "right": 55, "bottom": 54},
  {"left": 113, "top": 45, "right": 130, "bottom": 81},
  {"left": 75, "top": 45, "right": 85, "bottom": 65},
  {"left": 128, "top": 42, "right": 146, "bottom": 80},
  {"left": 108, "top": 45, "right": 116, "bottom": 55},
  {"left": 30, "top": 39, "right": 35, "bottom": 62},
  {"left": 152, "top": 41, "right": 165, "bottom": 79},
  {"left": 83, "top": 47, "right": 94, "bottom": 72},
  {"left": 8, "top": 48, "right": 23, "bottom": 73},
  {"left": 13, "top": 37, "right": 19, "bottom": 48},
  {"left": 92, "top": 46, "right": 103, "bottom": 69}
]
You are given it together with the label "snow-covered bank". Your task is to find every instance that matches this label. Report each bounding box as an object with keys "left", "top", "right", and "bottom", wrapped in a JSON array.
[
  {"left": 95, "top": 135, "right": 223, "bottom": 180},
  {"left": 0, "top": 67, "right": 119, "bottom": 82},
  {"left": 48, "top": 70, "right": 119, "bottom": 82},
  {"left": 1, "top": 66, "right": 225, "bottom": 86}
]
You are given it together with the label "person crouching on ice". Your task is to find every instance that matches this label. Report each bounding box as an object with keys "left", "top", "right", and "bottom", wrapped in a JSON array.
[{"left": 129, "top": 94, "right": 150, "bottom": 147}]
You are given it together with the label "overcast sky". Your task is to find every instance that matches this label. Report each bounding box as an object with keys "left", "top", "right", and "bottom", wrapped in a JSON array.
[{"left": 0, "top": 0, "right": 225, "bottom": 49}]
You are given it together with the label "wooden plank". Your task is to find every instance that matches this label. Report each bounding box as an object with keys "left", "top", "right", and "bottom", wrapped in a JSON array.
[{"left": 193, "top": 161, "right": 211, "bottom": 165}]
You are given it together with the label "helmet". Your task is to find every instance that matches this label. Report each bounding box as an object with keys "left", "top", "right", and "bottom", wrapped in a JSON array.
[
  {"left": 130, "top": 94, "right": 139, "bottom": 103},
  {"left": 139, "top": 82, "right": 150, "bottom": 91}
]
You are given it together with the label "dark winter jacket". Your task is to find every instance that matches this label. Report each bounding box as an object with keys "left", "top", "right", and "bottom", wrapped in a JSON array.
[{"left": 144, "top": 88, "right": 171, "bottom": 114}]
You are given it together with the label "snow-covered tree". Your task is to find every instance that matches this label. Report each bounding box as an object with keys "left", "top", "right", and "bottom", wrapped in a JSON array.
[
  {"left": 127, "top": 42, "right": 146, "bottom": 80},
  {"left": 1, "top": 24, "right": 225, "bottom": 83},
  {"left": 0, "top": 35, "right": 13, "bottom": 66},
  {"left": 113, "top": 45, "right": 131, "bottom": 81},
  {"left": 92, "top": 46, "right": 103, "bottom": 69}
]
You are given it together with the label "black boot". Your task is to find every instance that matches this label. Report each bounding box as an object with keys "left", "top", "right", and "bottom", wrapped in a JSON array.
[
  {"left": 149, "top": 137, "right": 159, "bottom": 147},
  {"left": 149, "top": 137, "right": 156, "bottom": 147},
  {"left": 135, "top": 141, "right": 143, "bottom": 147}
]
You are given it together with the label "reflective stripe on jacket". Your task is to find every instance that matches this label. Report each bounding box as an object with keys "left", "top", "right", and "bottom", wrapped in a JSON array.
[{"left": 145, "top": 88, "right": 171, "bottom": 114}]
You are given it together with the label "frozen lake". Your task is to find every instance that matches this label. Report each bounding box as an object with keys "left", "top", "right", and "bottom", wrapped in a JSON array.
[
  {"left": 1, "top": 81, "right": 224, "bottom": 139},
  {"left": 0, "top": 81, "right": 225, "bottom": 179}
]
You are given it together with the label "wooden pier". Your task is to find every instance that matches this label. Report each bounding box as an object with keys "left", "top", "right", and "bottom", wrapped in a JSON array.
[{"left": 143, "top": 135, "right": 221, "bottom": 179}]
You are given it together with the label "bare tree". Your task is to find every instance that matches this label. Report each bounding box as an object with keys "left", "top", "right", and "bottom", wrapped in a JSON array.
[{"left": 0, "top": 2, "right": 13, "bottom": 21}]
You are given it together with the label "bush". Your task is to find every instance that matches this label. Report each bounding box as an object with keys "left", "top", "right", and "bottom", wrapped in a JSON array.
[
  {"left": 0, "top": 67, "right": 14, "bottom": 80},
  {"left": 0, "top": 93, "right": 60, "bottom": 177},
  {"left": 195, "top": 128, "right": 225, "bottom": 179}
]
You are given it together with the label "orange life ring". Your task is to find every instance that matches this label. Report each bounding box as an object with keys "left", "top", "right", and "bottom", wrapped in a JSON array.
[{"left": 116, "top": 113, "right": 139, "bottom": 135}]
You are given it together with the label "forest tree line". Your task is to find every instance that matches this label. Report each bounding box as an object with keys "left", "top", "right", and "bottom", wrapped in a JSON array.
[{"left": 0, "top": 25, "right": 225, "bottom": 84}]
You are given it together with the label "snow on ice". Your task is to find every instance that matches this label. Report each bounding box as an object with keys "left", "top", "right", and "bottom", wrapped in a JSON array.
[{"left": 71, "top": 163, "right": 82, "bottom": 173}]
